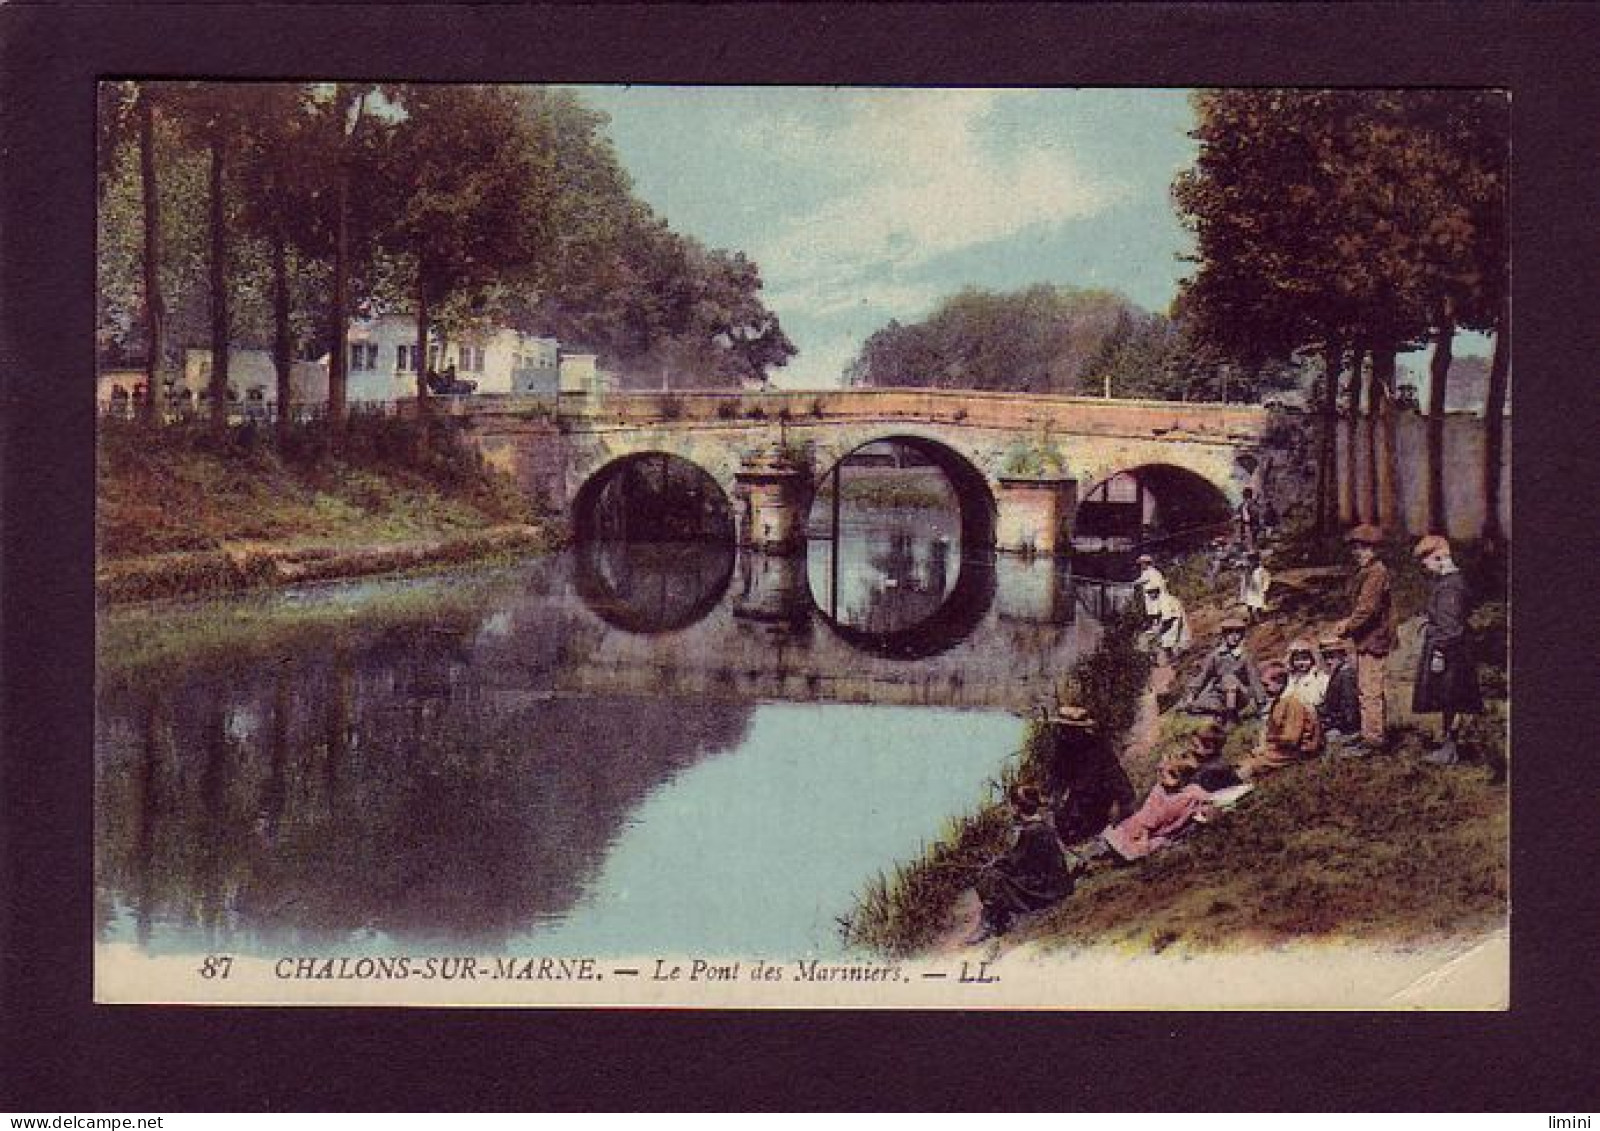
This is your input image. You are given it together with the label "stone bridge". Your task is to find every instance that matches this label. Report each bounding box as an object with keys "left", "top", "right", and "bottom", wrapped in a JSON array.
[{"left": 445, "top": 388, "right": 1277, "bottom": 554}]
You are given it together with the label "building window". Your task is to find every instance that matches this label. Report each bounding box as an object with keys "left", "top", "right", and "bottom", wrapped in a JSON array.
[
  {"left": 396, "top": 344, "right": 409, "bottom": 372},
  {"left": 350, "top": 344, "right": 365, "bottom": 371},
  {"left": 429, "top": 344, "right": 442, "bottom": 370}
]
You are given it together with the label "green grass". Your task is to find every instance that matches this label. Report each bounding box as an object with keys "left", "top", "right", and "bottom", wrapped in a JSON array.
[
  {"left": 1019, "top": 753, "right": 1506, "bottom": 952},
  {"left": 97, "top": 569, "right": 512, "bottom": 688},
  {"left": 844, "top": 531, "right": 1509, "bottom": 957},
  {"left": 98, "top": 415, "right": 535, "bottom": 561}
]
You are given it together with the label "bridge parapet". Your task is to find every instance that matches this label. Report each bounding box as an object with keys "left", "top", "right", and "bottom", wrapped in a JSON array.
[{"left": 457, "top": 387, "right": 1271, "bottom": 441}]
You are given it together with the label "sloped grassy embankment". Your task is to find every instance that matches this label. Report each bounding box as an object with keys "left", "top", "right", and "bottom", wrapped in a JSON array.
[
  {"left": 843, "top": 535, "right": 1508, "bottom": 956},
  {"left": 97, "top": 415, "right": 558, "bottom": 602}
]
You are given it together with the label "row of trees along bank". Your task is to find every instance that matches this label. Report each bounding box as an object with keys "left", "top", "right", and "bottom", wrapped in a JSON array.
[
  {"left": 97, "top": 82, "right": 796, "bottom": 444},
  {"left": 1173, "top": 90, "right": 1509, "bottom": 546}
]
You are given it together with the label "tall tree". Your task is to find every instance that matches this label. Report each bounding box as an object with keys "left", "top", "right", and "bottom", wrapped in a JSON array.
[
  {"left": 136, "top": 88, "right": 165, "bottom": 425},
  {"left": 380, "top": 84, "right": 560, "bottom": 412},
  {"left": 235, "top": 84, "right": 319, "bottom": 444}
]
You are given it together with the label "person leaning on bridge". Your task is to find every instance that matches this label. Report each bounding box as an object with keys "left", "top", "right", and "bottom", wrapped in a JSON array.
[{"left": 1334, "top": 524, "right": 1396, "bottom": 756}]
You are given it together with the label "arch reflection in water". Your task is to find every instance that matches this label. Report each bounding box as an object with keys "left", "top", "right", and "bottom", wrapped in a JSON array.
[
  {"left": 573, "top": 539, "right": 735, "bottom": 634},
  {"left": 805, "top": 439, "right": 997, "bottom": 659}
]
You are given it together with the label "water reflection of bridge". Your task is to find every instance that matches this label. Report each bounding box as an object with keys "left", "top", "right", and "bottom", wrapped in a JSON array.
[{"left": 564, "top": 542, "right": 1133, "bottom": 711}]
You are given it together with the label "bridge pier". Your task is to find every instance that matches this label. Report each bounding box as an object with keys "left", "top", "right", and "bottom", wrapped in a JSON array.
[
  {"left": 734, "top": 444, "right": 810, "bottom": 553},
  {"left": 994, "top": 477, "right": 1078, "bottom": 556}
]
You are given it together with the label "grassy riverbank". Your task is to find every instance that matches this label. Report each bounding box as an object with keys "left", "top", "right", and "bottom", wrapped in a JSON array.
[
  {"left": 846, "top": 527, "right": 1509, "bottom": 956},
  {"left": 98, "top": 416, "right": 558, "bottom": 601},
  {"left": 840, "top": 604, "right": 1153, "bottom": 954}
]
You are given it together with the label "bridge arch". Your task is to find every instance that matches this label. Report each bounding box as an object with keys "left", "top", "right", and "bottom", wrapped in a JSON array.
[
  {"left": 1073, "top": 461, "right": 1235, "bottom": 547},
  {"left": 571, "top": 450, "right": 735, "bottom": 543},
  {"left": 805, "top": 433, "right": 998, "bottom": 549}
]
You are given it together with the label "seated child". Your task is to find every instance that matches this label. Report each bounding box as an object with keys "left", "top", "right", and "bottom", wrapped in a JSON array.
[
  {"left": 1236, "top": 660, "right": 1325, "bottom": 780},
  {"left": 1186, "top": 719, "right": 1241, "bottom": 792},
  {"left": 1182, "top": 614, "right": 1265, "bottom": 721},
  {"left": 1316, "top": 634, "right": 1361, "bottom": 740},
  {"left": 1101, "top": 754, "right": 1217, "bottom": 862},
  {"left": 1282, "top": 638, "right": 1329, "bottom": 712},
  {"left": 971, "top": 783, "right": 1078, "bottom": 940}
]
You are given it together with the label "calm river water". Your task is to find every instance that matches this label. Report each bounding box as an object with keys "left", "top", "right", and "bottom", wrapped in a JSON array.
[{"left": 96, "top": 507, "right": 1132, "bottom": 959}]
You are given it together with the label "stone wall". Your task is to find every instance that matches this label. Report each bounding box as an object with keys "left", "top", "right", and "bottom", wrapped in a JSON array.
[{"left": 1336, "top": 412, "right": 1511, "bottom": 540}]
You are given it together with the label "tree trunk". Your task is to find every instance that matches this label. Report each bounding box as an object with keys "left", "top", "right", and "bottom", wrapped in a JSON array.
[
  {"left": 414, "top": 272, "right": 433, "bottom": 460},
  {"left": 206, "top": 131, "right": 229, "bottom": 435},
  {"left": 1363, "top": 359, "right": 1379, "bottom": 524},
  {"left": 272, "top": 227, "right": 292, "bottom": 447},
  {"left": 328, "top": 165, "right": 350, "bottom": 425},
  {"left": 1371, "top": 344, "right": 1402, "bottom": 533},
  {"left": 138, "top": 94, "right": 165, "bottom": 427},
  {"left": 1317, "top": 337, "right": 1343, "bottom": 533},
  {"left": 1344, "top": 347, "right": 1363, "bottom": 524},
  {"left": 1426, "top": 315, "right": 1454, "bottom": 534},
  {"left": 415, "top": 272, "right": 431, "bottom": 407},
  {"left": 1481, "top": 312, "right": 1510, "bottom": 546}
]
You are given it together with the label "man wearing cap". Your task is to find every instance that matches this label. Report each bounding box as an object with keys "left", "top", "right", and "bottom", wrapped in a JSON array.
[
  {"left": 1335, "top": 524, "right": 1395, "bottom": 754},
  {"left": 1411, "top": 534, "right": 1484, "bottom": 765},
  {"left": 1182, "top": 614, "right": 1265, "bottom": 721}
]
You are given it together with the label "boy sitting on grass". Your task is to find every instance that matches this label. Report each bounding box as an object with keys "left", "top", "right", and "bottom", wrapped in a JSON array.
[{"left": 1236, "top": 660, "right": 1325, "bottom": 780}]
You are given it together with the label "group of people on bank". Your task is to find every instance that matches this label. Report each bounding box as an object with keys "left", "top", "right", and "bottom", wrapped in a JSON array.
[{"left": 967, "top": 517, "right": 1487, "bottom": 943}]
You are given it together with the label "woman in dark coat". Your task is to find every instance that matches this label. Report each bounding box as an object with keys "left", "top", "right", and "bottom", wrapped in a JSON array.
[{"left": 1411, "top": 535, "right": 1484, "bottom": 765}]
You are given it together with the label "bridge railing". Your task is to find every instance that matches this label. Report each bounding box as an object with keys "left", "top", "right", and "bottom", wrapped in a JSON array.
[{"left": 500, "top": 387, "right": 1271, "bottom": 439}]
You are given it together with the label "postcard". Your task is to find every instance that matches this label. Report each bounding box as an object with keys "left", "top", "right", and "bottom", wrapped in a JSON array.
[{"left": 93, "top": 83, "right": 1509, "bottom": 1009}]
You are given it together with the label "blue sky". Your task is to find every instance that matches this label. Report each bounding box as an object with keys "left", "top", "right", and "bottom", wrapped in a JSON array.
[{"left": 568, "top": 86, "right": 1487, "bottom": 390}]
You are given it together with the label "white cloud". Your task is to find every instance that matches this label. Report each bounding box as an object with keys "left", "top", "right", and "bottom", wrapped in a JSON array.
[{"left": 754, "top": 89, "right": 1114, "bottom": 294}]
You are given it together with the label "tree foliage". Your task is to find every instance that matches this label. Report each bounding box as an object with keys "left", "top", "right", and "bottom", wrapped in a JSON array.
[
  {"left": 845, "top": 284, "right": 1298, "bottom": 402},
  {"left": 95, "top": 81, "right": 795, "bottom": 404},
  {"left": 1173, "top": 89, "right": 1509, "bottom": 534}
]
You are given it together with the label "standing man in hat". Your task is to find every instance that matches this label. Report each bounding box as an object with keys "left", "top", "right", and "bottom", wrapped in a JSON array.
[
  {"left": 1411, "top": 534, "right": 1484, "bottom": 765},
  {"left": 1235, "top": 486, "right": 1262, "bottom": 554},
  {"left": 1335, "top": 524, "right": 1396, "bottom": 755}
]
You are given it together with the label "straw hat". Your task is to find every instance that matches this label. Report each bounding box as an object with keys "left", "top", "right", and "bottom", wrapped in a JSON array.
[
  {"left": 1344, "top": 523, "right": 1384, "bottom": 546},
  {"left": 1137, "top": 553, "right": 1155, "bottom": 565},
  {"left": 1220, "top": 613, "right": 1248, "bottom": 632},
  {"left": 1191, "top": 721, "right": 1227, "bottom": 750},
  {"left": 1286, "top": 637, "right": 1316, "bottom": 661},
  {"left": 1051, "top": 705, "right": 1098, "bottom": 730}
]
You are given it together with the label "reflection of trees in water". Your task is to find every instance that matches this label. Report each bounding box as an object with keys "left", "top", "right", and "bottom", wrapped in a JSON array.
[{"left": 95, "top": 613, "right": 754, "bottom": 951}]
